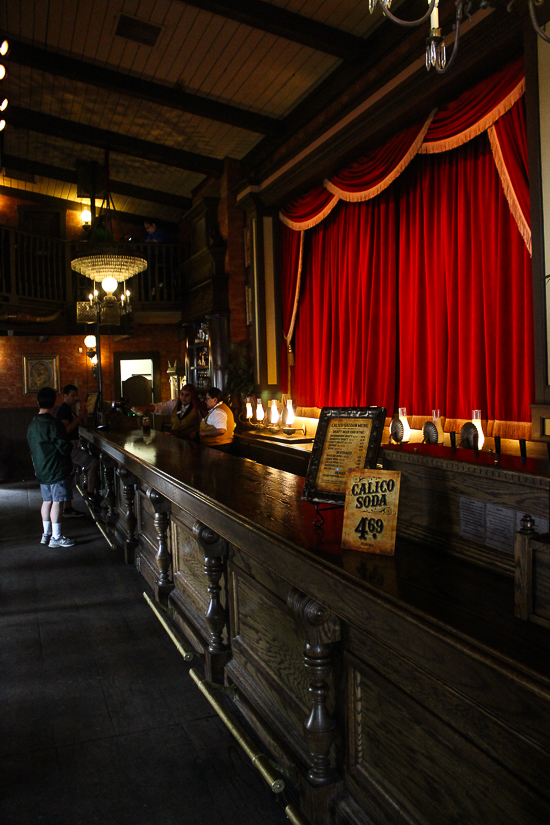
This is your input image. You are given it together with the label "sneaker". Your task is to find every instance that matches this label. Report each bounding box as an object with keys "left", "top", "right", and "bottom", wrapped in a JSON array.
[
  {"left": 64, "top": 507, "right": 85, "bottom": 518},
  {"left": 49, "top": 535, "right": 76, "bottom": 548},
  {"left": 40, "top": 533, "right": 51, "bottom": 545}
]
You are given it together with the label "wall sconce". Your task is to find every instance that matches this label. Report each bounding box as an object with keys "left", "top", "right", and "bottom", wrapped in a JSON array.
[
  {"left": 84, "top": 334, "right": 98, "bottom": 380},
  {"left": 281, "top": 398, "right": 305, "bottom": 436},
  {"left": 423, "top": 408, "right": 445, "bottom": 444},
  {"left": 390, "top": 407, "right": 411, "bottom": 444},
  {"left": 255, "top": 398, "right": 265, "bottom": 424},
  {"left": 267, "top": 399, "right": 281, "bottom": 433},
  {"left": 81, "top": 205, "right": 92, "bottom": 226},
  {"left": 459, "top": 410, "right": 485, "bottom": 450},
  {"left": 471, "top": 409, "right": 485, "bottom": 450}
]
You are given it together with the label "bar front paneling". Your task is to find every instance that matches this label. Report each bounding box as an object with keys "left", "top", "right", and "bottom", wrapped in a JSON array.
[{"left": 80, "top": 426, "right": 550, "bottom": 825}]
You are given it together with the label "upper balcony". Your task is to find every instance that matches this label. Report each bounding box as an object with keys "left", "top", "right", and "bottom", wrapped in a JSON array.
[{"left": 0, "top": 225, "right": 185, "bottom": 332}]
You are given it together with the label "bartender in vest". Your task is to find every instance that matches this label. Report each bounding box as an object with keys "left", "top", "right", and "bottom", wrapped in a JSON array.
[
  {"left": 135, "top": 385, "right": 204, "bottom": 439},
  {"left": 200, "top": 387, "right": 235, "bottom": 452}
]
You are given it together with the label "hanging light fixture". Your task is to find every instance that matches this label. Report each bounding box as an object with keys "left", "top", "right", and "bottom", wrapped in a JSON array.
[{"left": 367, "top": 0, "right": 549, "bottom": 75}]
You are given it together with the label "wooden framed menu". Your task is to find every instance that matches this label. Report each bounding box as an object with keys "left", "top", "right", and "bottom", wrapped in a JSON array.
[{"left": 301, "top": 407, "right": 386, "bottom": 505}]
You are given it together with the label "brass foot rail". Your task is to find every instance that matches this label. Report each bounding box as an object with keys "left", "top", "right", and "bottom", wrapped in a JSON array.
[
  {"left": 143, "top": 593, "right": 312, "bottom": 824},
  {"left": 143, "top": 592, "right": 194, "bottom": 661},
  {"left": 189, "top": 666, "right": 285, "bottom": 794}
]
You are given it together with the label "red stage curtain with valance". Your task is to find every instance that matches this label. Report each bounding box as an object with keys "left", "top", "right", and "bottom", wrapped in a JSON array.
[
  {"left": 279, "top": 57, "right": 534, "bottom": 421},
  {"left": 292, "top": 192, "right": 398, "bottom": 411},
  {"left": 398, "top": 135, "right": 534, "bottom": 422}
]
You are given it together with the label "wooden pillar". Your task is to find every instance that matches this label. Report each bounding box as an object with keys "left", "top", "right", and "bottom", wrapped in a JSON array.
[
  {"left": 288, "top": 587, "right": 342, "bottom": 825},
  {"left": 193, "top": 520, "right": 229, "bottom": 683},
  {"left": 117, "top": 466, "right": 137, "bottom": 564},
  {"left": 147, "top": 489, "right": 173, "bottom": 604}
]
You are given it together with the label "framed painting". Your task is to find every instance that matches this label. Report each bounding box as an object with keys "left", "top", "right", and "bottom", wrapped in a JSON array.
[
  {"left": 302, "top": 406, "right": 387, "bottom": 505},
  {"left": 23, "top": 354, "right": 60, "bottom": 394}
]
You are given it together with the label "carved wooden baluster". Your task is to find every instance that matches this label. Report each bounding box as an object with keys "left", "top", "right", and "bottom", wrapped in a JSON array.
[
  {"left": 288, "top": 587, "right": 341, "bottom": 787},
  {"left": 193, "top": 522, "right": 227, "bottom": 653},
  {"left": 147, "top": 489, "right": 172, "bottom": 591},
  {"left": 118, "top": 467, "right": 137, "bottom": 562},
  {"left": 102, "top": 459, "right": 117, "bottom": 519}
]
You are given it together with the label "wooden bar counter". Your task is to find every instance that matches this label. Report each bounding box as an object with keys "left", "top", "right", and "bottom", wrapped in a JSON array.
[{"left": 81, "top": 426, "right": 550, "bottom": 825}]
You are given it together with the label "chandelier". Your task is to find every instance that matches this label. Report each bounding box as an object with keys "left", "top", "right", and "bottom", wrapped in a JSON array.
[
  {"left": 73, "top": 249, "right": 147, "bottom": 326},
  {"left": 368, "top": 0, "right": 550, "bottom": 74}
]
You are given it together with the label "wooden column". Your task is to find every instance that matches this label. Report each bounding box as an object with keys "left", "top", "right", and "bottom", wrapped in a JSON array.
[
  {"left": 193, "top": 520, "right": 229, "bottom": 683},
  {"left": 147, "top": 489, "right": 173, "bottom": 604},
  {"left": 101, "top": 456, "right": 117, "bottom": 522},
  {"left": 288, "top": 587, "right": 342, "bottom": 825},
  {"left": 117, "top": 467, "right": 138, "bottom": 564}
]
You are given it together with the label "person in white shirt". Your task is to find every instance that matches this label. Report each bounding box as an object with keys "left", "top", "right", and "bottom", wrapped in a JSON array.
[{"left": 199, "top": 387, "right": 236, "bottom": 452}]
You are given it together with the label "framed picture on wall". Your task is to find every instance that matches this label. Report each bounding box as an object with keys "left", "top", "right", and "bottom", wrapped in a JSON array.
[{"left": 23, "top": 355, "right": 60, "bottom": 394}]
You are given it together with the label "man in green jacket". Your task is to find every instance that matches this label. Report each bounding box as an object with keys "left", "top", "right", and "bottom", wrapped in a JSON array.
[{"left": 27, "top": 386, "right": 76, "bottom": 548}]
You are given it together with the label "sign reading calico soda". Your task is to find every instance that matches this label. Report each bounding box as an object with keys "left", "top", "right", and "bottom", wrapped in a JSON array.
[{"left": 342, "top": 469, "right": 401, "bottom": 555}]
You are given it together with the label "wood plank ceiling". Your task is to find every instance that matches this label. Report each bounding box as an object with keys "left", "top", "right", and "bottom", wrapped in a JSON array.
[{"left": 0, "top": 0, "right": 389, "bottom": 224}]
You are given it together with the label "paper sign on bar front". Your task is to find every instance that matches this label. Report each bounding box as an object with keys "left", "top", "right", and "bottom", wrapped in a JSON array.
[{"left": 342, "top": 469, "right": 401, "bottom": 555}]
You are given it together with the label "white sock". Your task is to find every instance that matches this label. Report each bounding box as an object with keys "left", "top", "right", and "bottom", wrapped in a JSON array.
[
  {"left": 42, "top": 521, "right": 52, "bottom": 536},
  {"left": 52, "top": 523, "right": 62, "bottom": 539}
]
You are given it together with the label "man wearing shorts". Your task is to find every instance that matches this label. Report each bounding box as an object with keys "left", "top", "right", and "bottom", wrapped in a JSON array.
[
  {"left": 27, "top": 386, "right": 76, "bottom": 548},
  {"left": 56, "top": 383, "right": 98, "bottom": 512}
]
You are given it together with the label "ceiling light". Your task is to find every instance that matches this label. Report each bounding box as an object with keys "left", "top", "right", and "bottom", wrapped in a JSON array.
[
  {"left": 0, "top": 40, "right": 9, "bottom": 57},
  {"left": 0, "top": 98, "right": 7, "bottom": 111},
  {"left": 0, "top": 66, "right": 6, "bottom": 80},
  {"left": 0, "top": 120, "right": 5, "bottom": 131}
]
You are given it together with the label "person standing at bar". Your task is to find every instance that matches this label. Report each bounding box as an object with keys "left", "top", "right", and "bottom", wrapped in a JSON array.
[
  {"left": 27, "top": 386, "right": 76, "bottom": 547},
  {"left": 199, "top": 387, "right": 235, "bottom": 452},
  {"left": 136, "top": 385, "right": 205, "bottom": 439}
]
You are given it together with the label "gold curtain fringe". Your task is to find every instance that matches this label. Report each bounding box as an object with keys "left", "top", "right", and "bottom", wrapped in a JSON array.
[
  {"left": 420, "top": 78, "right": 525, "bottom": 155},
  {"left": 488, "top": 124, "right": 532, "bottom": 256},
  {"left": 324, "top": 110, "right": 436, "bottom": 202},
  {"left": 279, "top": 196, "right": 339, "bottom": 231}
]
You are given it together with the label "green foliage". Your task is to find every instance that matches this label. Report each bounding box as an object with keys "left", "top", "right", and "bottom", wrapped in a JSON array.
[{"left": 224, "top": 343, "right": 255, "bottom": 397}]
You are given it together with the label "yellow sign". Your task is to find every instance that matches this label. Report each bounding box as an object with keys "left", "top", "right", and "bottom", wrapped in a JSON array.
[
  {"left": 342, "top": 469, "right": 401, "bottom": 555},
  {"left": 316, "top": 418, "right": 373, "bottom": 494}
]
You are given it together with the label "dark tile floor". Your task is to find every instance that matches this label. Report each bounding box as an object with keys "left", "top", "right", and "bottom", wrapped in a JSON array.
[{"left": 0, "top": 481, "right": 290, "bottom": 825}]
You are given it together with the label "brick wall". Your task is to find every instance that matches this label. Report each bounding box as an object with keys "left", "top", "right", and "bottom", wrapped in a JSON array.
[{"left": 0, "top": 325, "right": 185, "bottom": 409}]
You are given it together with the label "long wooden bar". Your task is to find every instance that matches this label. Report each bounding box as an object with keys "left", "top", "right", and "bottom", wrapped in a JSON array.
[{"left": 81, "top": 426, "right": 550, "bottom": 825}]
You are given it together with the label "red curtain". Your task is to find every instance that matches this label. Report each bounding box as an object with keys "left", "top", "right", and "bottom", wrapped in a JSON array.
[
  {"left": 293, "top": 192, "right": 398, "bottom": 411},
  {"left": 422, "top": 56, "right": 524, "bottom": 149},
  {"left": 398, "top": 135, "right": 534, "bottom": 421}
]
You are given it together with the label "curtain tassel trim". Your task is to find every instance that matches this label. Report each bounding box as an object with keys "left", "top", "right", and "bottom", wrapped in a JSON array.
[{"left": 488, "top": 124, "right": 531, "bottom": 256}]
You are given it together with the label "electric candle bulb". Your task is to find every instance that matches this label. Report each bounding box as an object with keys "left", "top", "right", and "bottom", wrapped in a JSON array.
[
  {"left": 286, "top": 399, "right": 295, "bottom": 426},
  {"left": 432, "top": 409, "right": 444, "bottom": 443},
  {"left": 398, "top": 407, "right": 411, "bottom": 442},
  {"left": 430, "top": 0, "right": 439, "bottom": 29},
  {"left": 471, "top": 410, "right": 485, "bottom": 450}
]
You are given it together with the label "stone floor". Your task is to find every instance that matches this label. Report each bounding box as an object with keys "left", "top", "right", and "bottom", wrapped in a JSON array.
[{"left": 0, "top": 481, "right": 290, "bottom": 825}]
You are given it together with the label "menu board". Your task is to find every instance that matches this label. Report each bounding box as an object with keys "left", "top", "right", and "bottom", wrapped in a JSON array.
[
  {"left": 316, "top": 418, "right": 373, "bottom": 493},
  {"left": 302, "top": 407, "right": 386, "bottom": 505}
]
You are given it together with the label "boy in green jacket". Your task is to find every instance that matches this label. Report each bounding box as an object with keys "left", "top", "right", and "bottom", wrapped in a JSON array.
[{"left": 27, "top": 386, "right": 76, "bottom": 547}]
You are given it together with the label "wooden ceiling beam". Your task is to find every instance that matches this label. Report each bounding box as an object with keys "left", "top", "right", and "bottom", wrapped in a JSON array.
[
  {"left": 9, "top": 40, "right": 279, "bottom": 135},
  {"left": 9, "top": 107, "right": 223, "bottom": 177},
  {"left": 174, "top": 0, "right": 366, "bottom": 59},
  {"left": 1, "top": 154, "right": 192, "bottom": 210},
  {"left": 0, "top": 184, "right": 179, "bottom": 226}
]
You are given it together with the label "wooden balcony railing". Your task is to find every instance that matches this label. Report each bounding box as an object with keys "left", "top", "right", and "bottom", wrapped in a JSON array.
[{"left": 0, "top": 227, "right": 183, "bottom": 308}]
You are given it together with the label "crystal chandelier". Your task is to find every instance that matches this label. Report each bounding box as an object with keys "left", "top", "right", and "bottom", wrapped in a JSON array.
[
  {"left": 368, "top": 0, "right": 549, "bottom": 75},
  {"left": 73, "top": 250, "right": 147, "bottom": 326}
]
